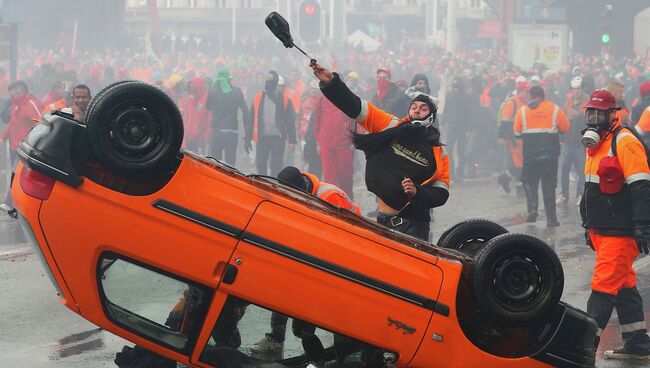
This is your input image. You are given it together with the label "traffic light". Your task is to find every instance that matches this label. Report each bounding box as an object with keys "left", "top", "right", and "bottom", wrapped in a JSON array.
[
  {"left": 298, "top": 0, "right": 321, "bottom": 43},
  {"left": 600, "top": 4, "right": 612, "bottom": 45}
]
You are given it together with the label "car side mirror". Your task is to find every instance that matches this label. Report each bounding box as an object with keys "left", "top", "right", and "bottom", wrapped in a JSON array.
[{"left": 265, "top": 12, "right": 293, "bottom": 49}]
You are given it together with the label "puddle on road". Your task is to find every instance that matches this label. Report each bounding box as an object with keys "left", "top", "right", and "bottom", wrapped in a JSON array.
[{"left": 48, "top": 328, "right": 105, "bottom": 360}]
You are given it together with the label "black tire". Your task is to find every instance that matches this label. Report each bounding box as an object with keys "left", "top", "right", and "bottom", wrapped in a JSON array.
[
  {"left": 85, "top": 81, "right": 183, "bottom": 177},
  {"left": 471, "top": 233, "right": 564, "bottom": 325},
  {"left": 437, "top": 219, "right": 508, "bottom": 253}
]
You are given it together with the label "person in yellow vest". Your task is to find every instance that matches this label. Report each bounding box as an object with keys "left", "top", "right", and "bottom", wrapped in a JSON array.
[
  {"left": 244, "top": 71, "right": 297, "bottom": 176},
  {"left": 310, "top": 62, "right": 449, "bottom": 242},
  {"left": 580, "top": 90, "right": 650, "bottom": 359},
  {"left": 514, "top": 85, "right": 570, "bottom": 227}
]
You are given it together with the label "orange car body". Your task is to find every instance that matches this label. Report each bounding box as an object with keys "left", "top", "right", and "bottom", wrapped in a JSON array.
[{"left": 13, "top": 113, "right": 595, "bottom": 368}]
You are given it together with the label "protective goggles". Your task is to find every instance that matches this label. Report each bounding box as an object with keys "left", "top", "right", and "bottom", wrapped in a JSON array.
[{"left": 585, "top": 108, "right": 612, "bottom": 128}]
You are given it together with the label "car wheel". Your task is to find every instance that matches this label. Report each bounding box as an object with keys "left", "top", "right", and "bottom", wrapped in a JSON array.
[
  {"left": 437, "top": 219, "right": 508, "bottom": 254},
  {"left": 471, "top": 233, "right": 564, "bottom": 325},
  {"left": 85, "top": 81, "right": 183, "bottom": 178}
]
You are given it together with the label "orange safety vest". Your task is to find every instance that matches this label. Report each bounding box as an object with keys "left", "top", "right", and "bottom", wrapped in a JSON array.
[
  {"left": 635, "top": 106, "right": 650, "bottom": 135},
  {"left": 252, "top": 92, "right": 290, "bottom": 143},
  {"left": 303, "top": 172, "right": 361, "bottom": 215},
  {"left": 514, "top": 101, "right": 570, "bottom": 135},
  {"left": 583, "top": 121, "right": 650, "bottom": 230}
]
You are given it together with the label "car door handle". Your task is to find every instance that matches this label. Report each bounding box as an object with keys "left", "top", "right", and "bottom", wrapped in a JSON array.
[{"left": 222, "top": 264, "right": 238, "bottom": 285}]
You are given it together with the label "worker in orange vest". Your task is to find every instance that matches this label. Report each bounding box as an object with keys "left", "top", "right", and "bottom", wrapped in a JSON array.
[
  {"left": 580, "top": 89, "right": 650, "bottom": 359},
  {"left": 514, "top": 85, "right": 570, "bottom": 226},
  {"left": 244, "top": 71, "right": 297, "bottom": 176},
  {"left": 277, "top": 166, "right": 361, "bottom": 215}
]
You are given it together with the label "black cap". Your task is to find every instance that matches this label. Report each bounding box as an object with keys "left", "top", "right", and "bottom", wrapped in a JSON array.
[
  {"left": 411, "top": 94, "right": 437, "bottom": 117},
  {"left": 278, "top": 166, "right": 308, "bottom": 192}
]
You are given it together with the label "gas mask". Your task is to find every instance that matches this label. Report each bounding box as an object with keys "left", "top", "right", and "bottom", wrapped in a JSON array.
[{"left": 581, "top": 108, "right": 615, "bottom": 148}]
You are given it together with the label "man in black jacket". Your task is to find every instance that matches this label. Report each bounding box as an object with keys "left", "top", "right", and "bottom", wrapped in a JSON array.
[
  {"left": 310, "top": 62, "right": 449, "bottom": 241},
  {"left": 206, "top": 69, "right": 248, "bottom": 166}
]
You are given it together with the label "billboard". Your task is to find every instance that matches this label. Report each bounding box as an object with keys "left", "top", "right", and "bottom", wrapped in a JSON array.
[{"left": 509, "top": 24, "right": 568, "bottom": 71}]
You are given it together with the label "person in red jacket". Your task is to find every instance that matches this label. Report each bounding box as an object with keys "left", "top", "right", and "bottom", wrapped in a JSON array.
[
  {"left": 311, "top": 91, "right": 356, "bottom": 198},
  {"left": 0, "top": 81, "right": 43, "bottom": 209},
  {"left": 180, "top": 77, "right": 212, "bottom": 154}
]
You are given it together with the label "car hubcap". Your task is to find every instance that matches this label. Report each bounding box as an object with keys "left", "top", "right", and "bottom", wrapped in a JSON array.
[
  {"left": 493, "top": 253, "right": 542, "bottom": 307},
  {"left": 112, "top": 108, "right": 161, "bottom": 157}
]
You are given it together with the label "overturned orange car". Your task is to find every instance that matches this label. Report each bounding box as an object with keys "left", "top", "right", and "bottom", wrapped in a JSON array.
[{"left": 13, "top": 81, "right": 596, "bottom": 368}]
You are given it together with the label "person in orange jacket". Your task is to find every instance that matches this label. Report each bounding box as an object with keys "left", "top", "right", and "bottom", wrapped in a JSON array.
[
  {"left": 514, "top": 85, "right": 570, "bottom": 226},
  {"left": 580, "top": 89, "right": 650, "bottom": 359},
  {"left": 310, "top": 62, "right": 449, "bottom": 242},
  {"left": 251, "top": 165, "right": 361, "bottom": 354},
  {"left": 496, "top": 81, "right": 528, "bottom": 194},
  {"left": 277, "top": 166, "right": 360, "bottom": 215},
  {"left": 0, "top": 81, "right": 43, "bottom": 210}
]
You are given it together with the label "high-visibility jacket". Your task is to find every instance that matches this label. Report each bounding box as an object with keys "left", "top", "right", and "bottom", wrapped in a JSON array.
[
  {"left": 513, "top": 99, "right": 570, "bottom": 161},
  {"left": 635, "top": 106, "right": 650, "bottom": 136},
  {"left": 303, "top": 172, "right": 361, "bottom": 215},
  {"left": 501, "top": 94, "right": 526, "bottom": 122},
  {"left": 319, "top": 72, "right": 449, "bottom": 220},
  {"left": 581, "top": 121, "right": 650, "bottom": 231},
  {"left": 355, "top": 99, "right": 450, "bottom": 214}
]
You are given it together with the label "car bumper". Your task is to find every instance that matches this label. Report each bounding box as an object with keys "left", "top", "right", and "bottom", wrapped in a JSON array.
[{"left": 531, "top": 302, "right": 597, "bottom": 368}]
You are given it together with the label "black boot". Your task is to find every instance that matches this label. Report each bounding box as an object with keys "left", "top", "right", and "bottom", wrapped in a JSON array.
[
  {"left": 497, "top": 173, "right": 511, "bottom": 193},
  {"left": 523, "top": 181, "right": 538, "bottom": 222}
]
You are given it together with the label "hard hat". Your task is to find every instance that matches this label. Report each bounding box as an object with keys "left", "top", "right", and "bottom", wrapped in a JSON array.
[
  {"left": 168, "top": 73, "right": 184, "bottom": 88},
  {"left": 515, "top": 75, "right": 527, "bottom": 84},
  {"left": 584, "top": 89, "right": 617, "bottom": 111},
  {"left": 277, "top": 76, "right": 285, "bottom": 86},
  {"left": 347, "top": 71, "right": 360, "bottom": 80}
]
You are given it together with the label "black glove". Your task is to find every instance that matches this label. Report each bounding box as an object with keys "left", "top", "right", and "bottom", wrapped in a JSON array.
[
  {"left": 634, "top": 224, "right": 650, "bottom": 254},
  {"left": 585, "top": 229, "right": 594, "bottom": 251},
  {"left": 243, "top": 139, "right": 252, "bottom": 154}
]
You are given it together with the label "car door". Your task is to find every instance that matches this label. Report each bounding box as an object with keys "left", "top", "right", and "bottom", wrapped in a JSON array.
[
  {"left": 190, "top": 200, "right": 446, "bottom": 367},
  {"left": 38, "top": 160, "right": 264, "bottom": 361}
]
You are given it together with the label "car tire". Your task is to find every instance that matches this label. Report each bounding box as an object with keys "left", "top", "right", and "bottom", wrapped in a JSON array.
[
  {"left": 437, "top": 219, "right": 508, "bottom": 254},
  {"left": 471, "top": 233, "right": 564, "bottom": 325},
  {"left": 85, "top": 81, "right": 183, "bottom": 178}
]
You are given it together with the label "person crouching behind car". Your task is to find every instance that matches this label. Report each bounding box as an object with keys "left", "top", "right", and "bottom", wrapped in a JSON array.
[
  {"left": 310, "top": 62, "right": 450, "bottom": 242},
  {"left": 251, "top": 166, "right": 360, "bottom": 354}
]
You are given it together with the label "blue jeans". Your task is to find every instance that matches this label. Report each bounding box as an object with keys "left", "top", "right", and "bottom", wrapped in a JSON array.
[{"left": 560, "top": 143, "right": 585, "bottom": 198}]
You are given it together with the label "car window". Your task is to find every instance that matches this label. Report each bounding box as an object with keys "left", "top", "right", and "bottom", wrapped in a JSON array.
[
  {"left": 98, "top": 254, "right": 211, "bottom": 352},
  {"left": 199, "top": 295, "right": 395, "bottom": 368}
]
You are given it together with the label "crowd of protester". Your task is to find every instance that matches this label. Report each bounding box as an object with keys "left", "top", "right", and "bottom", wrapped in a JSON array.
[{"left": 3, "top": 35, "right": 650, "bottom": 214}]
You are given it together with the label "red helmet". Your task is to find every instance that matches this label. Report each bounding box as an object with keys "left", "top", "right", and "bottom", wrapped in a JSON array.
[{"left": 584, "top": 89, "right": 617, "bottom": 110}]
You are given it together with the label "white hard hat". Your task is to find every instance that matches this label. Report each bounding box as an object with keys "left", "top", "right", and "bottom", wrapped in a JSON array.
[
  {"left": 515, "top": 75, "right": 528, "bottom": 84},
  {"left": 531, "top": 75, "right": 541, "bottom": 82},
  {"left": 570, "top": 76, "right": 583, "bottom": 89},
  {"left": 277, "top": 76, "right": 285, "bottom": 86}
]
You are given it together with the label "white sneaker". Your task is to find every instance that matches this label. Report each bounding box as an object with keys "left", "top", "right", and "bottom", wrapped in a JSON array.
[
  {"left": 604, "top": 347, "right": 650, "bottom": 360},
  {"left": 250, "top": 336, "right": 283, "bottom": 353}
]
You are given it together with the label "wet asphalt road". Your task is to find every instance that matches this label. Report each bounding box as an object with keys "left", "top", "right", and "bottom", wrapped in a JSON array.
[{"left": 1, "top": 171, "right": 649, "bottom": 367}]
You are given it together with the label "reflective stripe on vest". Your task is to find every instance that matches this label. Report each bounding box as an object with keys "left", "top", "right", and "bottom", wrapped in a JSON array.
[
  {"left": 520, "top": 104, "right": 559, "bottom": 134},
  {"left": 316, "top": 183, "right": 354, "bottom": 211}
]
